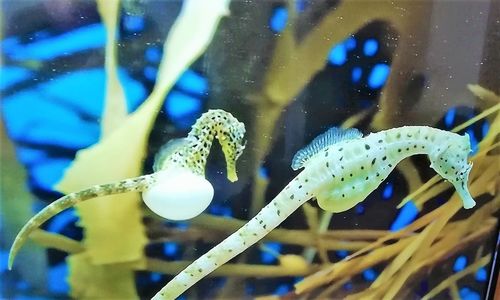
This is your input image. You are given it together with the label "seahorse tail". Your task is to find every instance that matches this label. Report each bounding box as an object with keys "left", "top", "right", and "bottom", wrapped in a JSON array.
[
  {"left": 8, "top": 174, "right": 155, "bottom": 270},
  {"left": 153, "top": 187, "right": 309, "bottom": 299}
]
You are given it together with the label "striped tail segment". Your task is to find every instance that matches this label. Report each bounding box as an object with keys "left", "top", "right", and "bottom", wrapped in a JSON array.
[
  {"left": 153, "top": 185, "right": 310, "bottom": 299},
  {"left": 8, "top": 174, "right": 155, "bottom": 270}
]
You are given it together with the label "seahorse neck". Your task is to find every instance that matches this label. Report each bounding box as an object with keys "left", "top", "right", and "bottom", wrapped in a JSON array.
[
  {"left": 182, "top": 115, "right": 220, "bottom": 176},
  {"left": 371, "top": 126, "right": 445, "bottom": 161}
]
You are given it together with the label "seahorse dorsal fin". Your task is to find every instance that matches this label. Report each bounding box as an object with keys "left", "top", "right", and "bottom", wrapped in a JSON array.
[
  {"left": 153, "top": 138, "right": 190, "bottom": 172},
  {"left": 291, "top": 127, "right": 363, "bottom": 170}
]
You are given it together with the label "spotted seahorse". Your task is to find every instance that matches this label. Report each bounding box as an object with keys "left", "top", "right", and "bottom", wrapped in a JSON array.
[
  {"left": 8, "top": 109, "right": 246, "bottom": 270},
  {"left": 154, "top": 126, "right": 475, "bottom": 299}
]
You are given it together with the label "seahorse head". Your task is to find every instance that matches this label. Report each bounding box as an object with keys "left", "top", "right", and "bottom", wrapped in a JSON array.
[
  {"left": 429, "top": 132, "right": 475, "bottom": 209},
  {"left": 187, "top": 109, "right": 246, "bottom": 181},
  {"left": 214, "top": 111, "right": 246, "bottom": 182}
]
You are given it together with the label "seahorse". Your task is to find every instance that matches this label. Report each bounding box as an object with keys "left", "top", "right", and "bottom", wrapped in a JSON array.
[
  {"left": 154, "top": 126, "right": 475, "bottom": 299},
  {"left": 8, "top": 109, "right": 246, "bottom": 270}
]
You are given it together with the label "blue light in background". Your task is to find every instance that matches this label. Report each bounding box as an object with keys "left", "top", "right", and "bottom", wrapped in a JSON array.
[
  {"left": 145, "top": 46, "right": 162, "bottom": 63},
  {"left": 176, "top": 70, "right": 209, "bottom": 96},
  {"left": 163, "top": 242, "right": 179, "bottom": 257},
  {"left": 336, "top": 250, "right": 348, "bottom": 259},
  {"left": 150, "top": 272, "right": 162, "bottom": 282},
  {"left": 48, "top": 263, "right": 69, "bottom": 294},
  {"left": 144, "top": 66, "right": 158, "bottom": 81},
  {"left": 175, "top": 222, "right": 189, "bottom": 231},
  {"left": 482, "top": 121, "right": 490, "bottom": 138},
  {"left": 351, "top": 67, "right": 362, "bottom": 82},
  {"left": 274, "top": 283, "right": 290, "bottom": 296},
  {"left": 21, "top": 122, "right": 99, "bottom": 149},
  {"left": 345, "top": 37, "right": 356, "bottom": 50},
  {"left": 29, "top": 158, "right": 73, "bottom": 192},
  {"left": 33, "top": 30, "right": 51, "bottom": 40},
  {"left": 261, "top": 242, "right": 281, "bottom": 264},
  {"left": 258, "top": 166, "right": 270, "bottom": 180},
  {"left": 368, "top": 63, "right": 390, "bottom": 89},
  {"left": 40, "top": 68, "right": 145, "bottom": 115},
  {"left": 3, "top": 68, "right": 145, "bottom": 151},
  {"left": 270, "top": 7, "right": 288, "bottom": 33},
  {"left": 390, "top": 201, "right": 418, "bottom": 231},
  {"left": 460, "top": 287, "right": 480, "bottom": 300},
  {"left": 363, "top": 39, "right": 378, "bottom": 56},
  {"left": 123, "top": 15, "right": 145, "bottom": 32},
  {"left": 0, "top": 250, "right": 8, "bottom": 272},
  {"left": 209, "top": 204, "right": 233, "bottom": 218},
  {"left": 467, "top": 129, "right": 479, "bottom": 155},
  {"left": 355, "top": 204, "right": 365, "bottom": 215},
  {"left": 453, "top": 255, "right": 467, "bottom": 272},
  {"left": 343, "top": 282, "right": 353, "bottom": 291},
  {"left": 1, "top": 36, "right": 20, "bottom": 52},
  {"left": 42, "top": 68, "right": 141, "bottom": 115},
  {"left": 16, "top": 280, "right": 30, "bottom": 292},
  {"left": 47, "top": 209, "right": 78, "bottom": 234},
  {"left": 296, "top": 0, "right": 307, "bottom": 12},
  {"left": 444, "top": 107, "right": 456, "bottom": 128},
  {"left": 362, "top": 268, "right": 377, "bottom": 282},
  {"left": 2, "top": 90, "right": 99, "bottom": 148},
  {"left": 245, "top": 283, "right": 256, "bottom": 296},
  {"left": 16, "top": 146, "right": 47, "bottom": 167},
  {"left": 164, "top": 91, "right": 202, "bottom": 129},
  {"left": 328, "top": 44, "right": 347, "bottom": 66},
  {"left": 475, "top": 267, "right": 487, "bottom": 282},
  {"left": 5, "top": 23, "right": 106, "bottom": 61},
  {"left": 0, "top": 66, "right": 33, "bottom": 90},
  {"left": 382, "top": 182, "right": 393, "bottom": 200}
]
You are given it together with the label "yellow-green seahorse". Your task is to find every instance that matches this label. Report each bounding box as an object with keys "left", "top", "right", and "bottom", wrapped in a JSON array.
[
  {"left": 154, "top": 126, "right": 475, "bottom": 299},
  {"left": 8, "top": 109, "right": 246, "bottom": 270}
]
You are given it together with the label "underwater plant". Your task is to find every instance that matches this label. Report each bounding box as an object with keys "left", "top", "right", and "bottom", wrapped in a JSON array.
[
  {"left": 8, "top": 109, "right": 246, "bottom": 270},
  {"left": 154, "top": 125, "right": 475, "bottom": 299},
  {"left": 2, "top": 0, "right": 498, "bottom": 298}
]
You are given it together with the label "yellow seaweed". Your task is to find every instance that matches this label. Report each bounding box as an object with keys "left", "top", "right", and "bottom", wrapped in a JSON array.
[
  {"left": 97, "top": 0, "right": 128, "bottom": 137},
  {"left": 69, "top": 253, "right": 139, "bottom": 299},
  {"left": 421, "top": 255, "right": 490, "bottom": 300},
  {"left": 53, "top": 0, "right": 231, "bottom": 297}
]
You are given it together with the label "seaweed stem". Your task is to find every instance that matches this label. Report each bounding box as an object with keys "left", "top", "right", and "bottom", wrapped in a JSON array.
[
  {"left": 421, "top": 255, "right": 491, "bottom": 300},
  {"left": 143, "top": 259, "right": 319, "bottom": 278}
]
